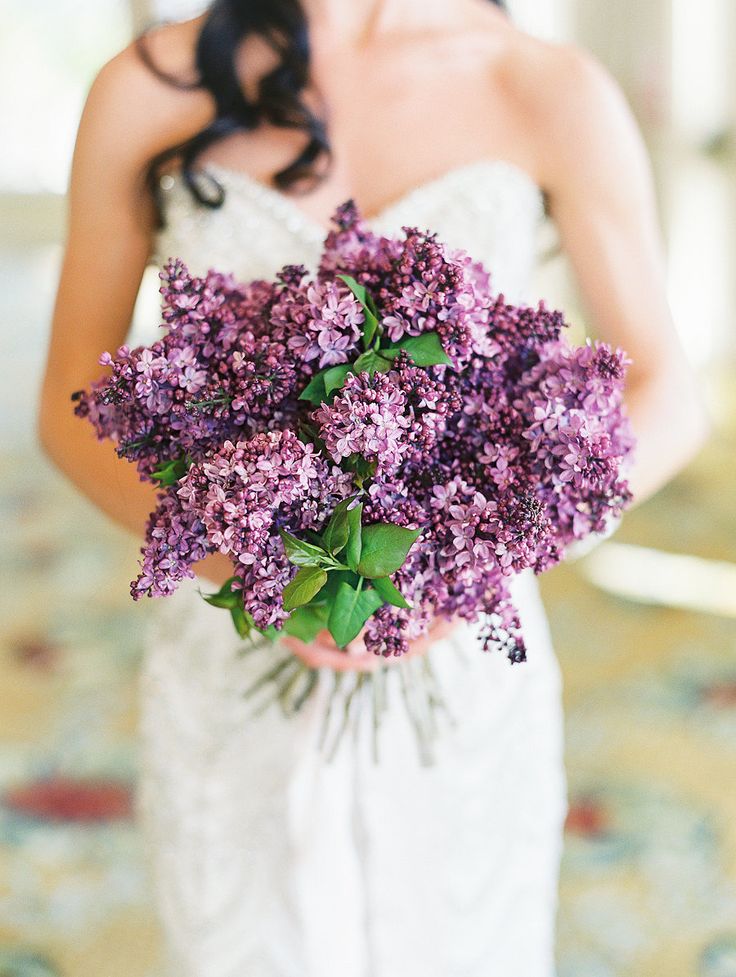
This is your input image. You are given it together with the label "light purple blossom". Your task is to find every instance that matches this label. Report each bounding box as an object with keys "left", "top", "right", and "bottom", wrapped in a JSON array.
[
  {"left": 313, "top": 371, "right": 411, "bottom": 475},
  {"left": 76, "top": 204, "right": 634, "bottom": 663},
  {"left": 285, "top": 281, "right": 363, "bottom": 367}
]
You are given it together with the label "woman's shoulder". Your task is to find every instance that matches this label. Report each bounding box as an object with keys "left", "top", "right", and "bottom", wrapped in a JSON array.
[
  {"left": 479, "top": 10, "right": 612, "bottom": 106},
  {"left": 81, "top": 17, "right": 215, "bottom": 171},
  {"left": 482, "top": 20, "right": 633, "bottom": 179},
  {"left": 489, "top": 24, "right": 649, "bottom": 210},
  {"left": 492, "top": 24, "right": 627, "bottom": 135}
]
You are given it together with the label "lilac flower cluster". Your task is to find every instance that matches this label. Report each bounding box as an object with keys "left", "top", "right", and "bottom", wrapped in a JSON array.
[
  {"left": 177, "top": 432, "right": 352, "bottom": 628},
  {"left": 314, "top": 358, "right": 461, "bottom": 478},
  {"left": 314, "top": 371, "right": 411, "bottom": 475},
  {"left": 74, "top": 260, "right": 299, "bottom": 476},
  {"left": 320, "top": 204, "right": 497, "bottom": 369},
  {"left": 286, "top": 281, "right": 364, "bottom": 367},
  {"left": 75, "top": 202, "right": 634, "bottom": 662}
]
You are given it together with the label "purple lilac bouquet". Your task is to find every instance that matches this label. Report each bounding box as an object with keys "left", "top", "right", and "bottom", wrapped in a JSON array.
[{"left": 74, "top": 201, "right": 633, "bottom": 756}]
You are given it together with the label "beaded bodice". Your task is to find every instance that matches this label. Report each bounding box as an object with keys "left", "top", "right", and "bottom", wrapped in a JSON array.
[{"left": 152, "top": 158, "right": 545, "bottom": 306}]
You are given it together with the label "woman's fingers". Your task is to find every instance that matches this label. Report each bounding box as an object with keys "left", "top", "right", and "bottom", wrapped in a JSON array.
[
  {"left": 279, "top": 617, "right": 458, "bottom": 673},
  {"left": 279, "top": 633, "right": 381, "bottom": 672}
]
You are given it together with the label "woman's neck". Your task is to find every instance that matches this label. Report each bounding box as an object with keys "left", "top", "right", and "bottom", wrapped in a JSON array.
[{"left": 301, "top": 0, "right": 465, "bottom": 44}]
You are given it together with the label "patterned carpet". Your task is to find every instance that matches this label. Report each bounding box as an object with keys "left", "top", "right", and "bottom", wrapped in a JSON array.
[{"left": 1, "top": 242, "right": 735, "bottom": 976}]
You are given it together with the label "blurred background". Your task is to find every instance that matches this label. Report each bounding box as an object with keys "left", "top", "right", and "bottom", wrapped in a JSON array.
[{"left": 1, "top": 0, "right": 734, "bottom": 975}]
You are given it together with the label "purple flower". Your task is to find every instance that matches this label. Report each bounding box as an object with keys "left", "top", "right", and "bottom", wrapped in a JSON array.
[
  {"left": 174, "top": 431, "right": 352, "bottom": 628},
  {"left": 313, "top": 371, "right": 412, "bottom": 475},
  {"left": 284, "top": 281, "right": 363, "bottom": 368},
  {"left": 76, "top": 202, "right": 634, "bottom": 664}
]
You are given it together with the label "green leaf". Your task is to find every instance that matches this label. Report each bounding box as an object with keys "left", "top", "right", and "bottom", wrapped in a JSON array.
[
  {"left": 299, "top": 371, "right": 328, "bottom": 404},
  {"left": 283, "top": 604, "right": 328, "bottom": 643},
  {"left": 282, "top": 566, "right": 329, "bottom": 611},
  {"left": 396, "top": 331, "right": 452, "bottom": 367},
  {"left": 337, "top": 273, "right": 369, "bottom": 305},
  {"left": 279, "top": 530, "right": 328, "bottom": 567},
  {"left": 202, "top": 578, "right": 259, "bottom": 638},
  {"left": 337, "top": 274, "right": 381, "bottom": 348},
  {"left": 327, "top": 580, "right": 384, "bottom": 648},
  {"left": 321, "top": 499, "right": 351, "bottom": 555},
  {"left": 345, "top": 455, "right": 377, "bottom": 485},
  {"left": 357, "top": 523, "right": 422, "bottom": 579},
  {"left": 371, "top": 575, "right": 412, "bottom": 609},
  {"left": 202, "top": 576, "right": 241, "bottom": 610},
  {"left": 230, "top": 604, "right": 254, "bottom": 639},
  {"left": 151, "top": 456, "right": 190, "bottom": 486},
  {"left": 316, "top": 568, "right": 359, "bottom": 602},
  {"left": 353, "top": 350, "right": 394, "bottom": 377},
  {"left": 345, "top": 502, "right": 363, "bottom": 571},
  {"left": 323, "top": 363, "right": 353, "bottom": 396},
  {"left": 363, "top": 314, "right": 380, "bottom": 348}
]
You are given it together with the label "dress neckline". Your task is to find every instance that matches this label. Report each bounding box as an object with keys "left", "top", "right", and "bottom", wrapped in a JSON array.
[{"left": 172, "top": 157, "right": 546, "bottom": 242}]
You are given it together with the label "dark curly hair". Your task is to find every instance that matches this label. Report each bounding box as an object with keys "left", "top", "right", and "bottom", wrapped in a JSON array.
[{"left": 138, "top": 0, "right": 508, "bottom": 227}]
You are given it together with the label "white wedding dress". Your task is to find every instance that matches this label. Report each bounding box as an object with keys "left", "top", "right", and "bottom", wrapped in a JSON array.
[{"left": 136, "top": 158, "right": 569, "bottom": 977}]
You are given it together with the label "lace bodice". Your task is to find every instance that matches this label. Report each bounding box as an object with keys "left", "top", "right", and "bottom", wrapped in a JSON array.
[{"left": 152, "top": 158, "right": 545, "bottom": 305}]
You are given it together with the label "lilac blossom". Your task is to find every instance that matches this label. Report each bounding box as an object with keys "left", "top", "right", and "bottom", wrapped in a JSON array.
[
  {"left": 75, "top": 202, "right": 634, "bottom": 663},
  {"left": 313, "top": 371, "right": 411, "bottom": 475},
  {"left": 174, "top": 431, "right": 352, "bottom": 628}
]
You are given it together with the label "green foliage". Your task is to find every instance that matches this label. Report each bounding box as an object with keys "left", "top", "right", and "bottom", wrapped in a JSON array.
[
  {"left": 357, "top": 523, "right": 422, "bottom": 579},
  {"left": 327, "top": 580, "right": 384, "bottom": 648},
  {"left": 282, "top": 604, "right": 328, "bottom": 643},
  {"left": 279, "top": 530, "right": 329, "bottom": 567},
  {"left": 345, "top": 455, "right": 377, "bottom": 486},
  {"left": 230, "top": 605, "right": 253, "bottom": 639},
  {"left": 353, "top": 350, "right": 394, "bottom": 377},
  {"left": 151, "top": 456, "right": 190, "bottom": 486},
  {"left": 345, "top": 501, "right": 363, "bottom": 571},
  {"left": 320, "top": 498, "right": 352, "bottom": 555},
  {"left": 323, "top": 363, "right": 353, "bottom": 395},
  {"left": 318, "top": 569, "right": 361, "bottom": 599},
  {"left": 202, "top": 576, "right": 241, "bottom": 610},
  {"left": 371, "top": 574, "right": 412, "bottom": 609},
  {"left": 282, "top": 566, "right": 329, "bottom": 611},
  {"left": 298, "top": 371, "right": 328, "bottom": 404},
  {"left": 274, "top": 505, "right": 420, "bottom": 640},
  {"left": 202, "top": 577, "right": 258, "bottom": 638},
  {"left": 394, "top": 331, "right": 451, "bottom": 366},
  {"left": 295, "top": 269, "right": 450, "bottom": 417},
  {"left": 207, "top": 505, "right": 425, "bottom": 645}
]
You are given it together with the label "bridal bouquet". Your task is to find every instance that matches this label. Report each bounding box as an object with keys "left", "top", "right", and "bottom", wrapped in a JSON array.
[{"left": 74, "top": 201, "right": 633, "bottom": 759}]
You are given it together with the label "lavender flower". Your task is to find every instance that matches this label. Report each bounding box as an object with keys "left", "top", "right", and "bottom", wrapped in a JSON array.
[
  {"left": 313, "top": 371, "right": 411, "bottom": 475},
  {"left": 176, "top": 431, "right": 352, "bottom": 628},
  {"left": 75, "top": 202, "right": 634, "bottom": 665}
]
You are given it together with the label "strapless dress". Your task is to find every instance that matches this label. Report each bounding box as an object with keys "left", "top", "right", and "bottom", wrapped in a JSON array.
[{"left": 134, "top": 158, "right": 568, "bottom": 977}]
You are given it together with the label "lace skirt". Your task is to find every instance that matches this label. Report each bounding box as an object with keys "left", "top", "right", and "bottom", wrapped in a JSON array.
[{"left": 136, "top": 569, "right": 568, "bottom": 977}]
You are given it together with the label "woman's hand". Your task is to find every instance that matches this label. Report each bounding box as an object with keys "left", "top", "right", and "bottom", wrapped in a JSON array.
[
  {"left": 192, "top": 554, "right": 459, "bottom": 669},
  {"left": 280, "top": 615, "right": 458, "bottom": 672},
  {"left": 192, "top": 551, "right": 242, "bottom": 589}
]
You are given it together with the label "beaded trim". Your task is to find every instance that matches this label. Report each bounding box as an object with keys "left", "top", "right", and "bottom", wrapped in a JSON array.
[{"left": 160, "top": 157, "right": 545, "bottom": 240}]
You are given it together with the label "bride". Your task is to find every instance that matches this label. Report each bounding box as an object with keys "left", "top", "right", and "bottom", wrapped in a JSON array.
[{"left": 38, "top": 1, "right": 708, "bottom": 974}]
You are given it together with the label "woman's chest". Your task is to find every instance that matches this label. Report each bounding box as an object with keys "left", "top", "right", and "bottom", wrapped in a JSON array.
[
  {"left": 198, "top": 33, "right": 533, "bottom": 227},
  {"left": 153, "top": 158, "right": 544, "bottom": 315}
]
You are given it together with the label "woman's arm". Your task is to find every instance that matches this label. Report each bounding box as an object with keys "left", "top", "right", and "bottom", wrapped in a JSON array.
[
  {"left": 37, "top": 42, "right": 232, "bottom": 584},
  {"left": 531, "top": 46, "right": 710, "bottom": 505},
  {"left": 39, "top": 50, "right": 158, "bottom": 532}
]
